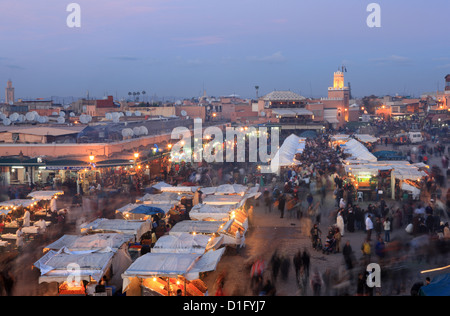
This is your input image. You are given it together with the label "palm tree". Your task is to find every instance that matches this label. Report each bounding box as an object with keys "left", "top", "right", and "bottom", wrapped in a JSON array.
[
  {"left": 142, "top": 91, "right": 146, "bottom": 103},
  {"left": 255, "top": 86, "right": 260, "bottom": 99},
  {"left": 128, "top": 92, "right": 132, "bottom": 101}
]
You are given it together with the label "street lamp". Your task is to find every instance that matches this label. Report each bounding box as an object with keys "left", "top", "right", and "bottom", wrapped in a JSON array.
[
  {"left": 134, "top": 152, "right": 139, "bottom": 159},
  {"left": 89, "top": 153, "right": 95, "bottom": 162}
]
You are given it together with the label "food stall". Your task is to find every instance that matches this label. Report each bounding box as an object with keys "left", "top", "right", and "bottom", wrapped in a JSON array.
[
  {"left": 169, "top": 220, "right": 226, "bottom": 237},
  {"left": 189, "top": 204, "right": 234, "bottom": 221},
  {"left": 116, "top": 203, "right": 172, "bottom": 221},
  {"left": 79, "top": 218, "right": 151, "bottom": 243},
  {"left": 121, "top": 248, "right": 226, "bottom": 296},
  {"left": 152, "top": 233, "right": 223, "bottom": 254},
  {"left": 34, "top": 245, "right": 132, "bottom": 296}
]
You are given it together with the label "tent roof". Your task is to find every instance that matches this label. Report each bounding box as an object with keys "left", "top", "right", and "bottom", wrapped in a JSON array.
[
  {"left": 420, "top": 273, "right": 450, "bottom": 296},
  {"left": 44, "top": 233, "right": 133, "bottom": 252},
  {"left": 34, "top": 249, "right": 114, "bottom": 283},
  {"left": 152, "top": 233, "right": 222, "bottom": 254},
  {"left": 340, "top": 139, "right": 377, "bottom": 162},
  {"left": 169, "top": 220, "right": 225, "bottom": 236},
  {"left": 27, "top": 190, "right": 64, "bottom": 200},
  {"left": 79, "top": 219, "right": 150, "bottom": 240},
  {"left": 270, "top": 134, "right": 306, "bottom": 172}
]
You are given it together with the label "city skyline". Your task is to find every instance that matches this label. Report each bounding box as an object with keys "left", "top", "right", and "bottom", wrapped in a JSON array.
[{"left": 0, "top": 0, "right": 449, "bottom": 100}]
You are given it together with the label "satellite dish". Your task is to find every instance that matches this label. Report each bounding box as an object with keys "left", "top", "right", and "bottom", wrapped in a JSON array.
[
  {"left": 126, "top": 111, "right": 132, "bottom": 117},
  {"left": 0, "top": 114, "right": 6, "bottom": 120},
  {"left": 25, "top": 112, "right": 36, "bottom": 121},
  {"left": 57, "top": 117, "right": 65, "bottom": 124},
  {"left": 59, "top": 111, "right": 66, "bottom": 117},
  {"left": 17, "top": 114, "right": 24, "bottom": 123},
  {"left": 121, "top": 128, "right": 134, "bottom": 138},
  {"left": 79, "top": 114, "right": 89, "bottom": 124},
  {"left": 135, "top": 111, "right": 141, "bottom": 116},
  {"left": 139, "top": 126, "right": 148, "bottom": 135},
  {"left": 86, "top": 115, "right": 92, "bottom": 122},
  {"left": 3, "top": 118, "right": 11, "bottom": 126},
  {"left": 119, "top": 112, "right": 124, "bottom": 117},
  {"left": 133, "top": 127, "right": 141, "bottom": 136},
  {"left": 181, "top": 110, "right": 187, "bottom": 117},
  {"left": 52, "top": 112, "right": 58, "bottom": 116},
  {"left": 70, "top": 112, "right": 75, "bottom": 117},
  {"left": 10, "top": 113, "right": 19, "bottom": 121},
  {"left": 105, "top": 113, "right": 113, "bottom": 120}
]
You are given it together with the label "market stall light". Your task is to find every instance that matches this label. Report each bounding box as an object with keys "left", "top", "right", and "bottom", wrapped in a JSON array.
[
  {"left": 134, "top": 152, "right": 139, "bottom": 159},
  {"left": 89, "top": 153, "right": 95, "bottom": 162}
]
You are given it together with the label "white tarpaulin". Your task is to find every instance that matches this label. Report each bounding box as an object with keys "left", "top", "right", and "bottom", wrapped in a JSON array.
[
  {"left": 138, "top": 192, "right": 183, "bottom": 204},
  {"left": 189, "top": 204, "right": 233, "bottom": 221},
  {"left": 203, "top": 195, "right": 245, "bottom": 206},
  {"left": 34, "top": 248, "right": 115, "bottom": 283},
  {"left": 35, "top": 247, "right": 132, "bottom": 288},
  {"left": 270, "top": 134, "right": 306, "bottom": 173},
  {"left": 152, "top": 233, "right": 223, "bottom": 254},
  {"left": 27, "top": 190, "right": 64, "bottom": 200},
  {"left": 401, "top": 182, "right": 421, "bottom": 196},
  {"left": 44, "top": 233, "right": 134, "bottom": 252},
  {"left": 0, "top": 199, "right": 36, "bottom": 209},
  {"left": 79, "top": 219, "right": 151, "bottom": 241},
  {"left": 169, "top": 221, "right": 225, "bottom": 236},
  {"left": 122, "top": 249, "right": 226, "bottom": 290},
  {"left": 161, "top": 186, "right": 199, "bottom": 193},
  {"left": 340, "top": 139, "right": 377, "bottom": 162},
  {"left": 151, "top": 182, "right": 173, "bottom": 191},
  {"left": 345, "top": 161, "right": 427, "bottom": 181},
  {"left": 215, "top": 184, "right": 248, "bottom": 195},
  {"left": 354, "top": 134, "right": 379, "bottom": 143}
]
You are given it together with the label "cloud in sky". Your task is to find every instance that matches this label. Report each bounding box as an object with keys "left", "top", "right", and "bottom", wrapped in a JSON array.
[
  {"left": 369, "top": 55, "right": 412, "bottom": 65},
  {"left": 172, "top": 36, "right": 225, "bottom": 47},
  {"left": 247, "top": 52, "right": 287, "bottom": 64}
]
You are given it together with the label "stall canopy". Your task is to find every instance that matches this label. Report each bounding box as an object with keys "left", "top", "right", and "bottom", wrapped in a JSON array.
[
  {"left": 34, "top": 248, "right": 115, "bottom": 284},
  {"left": 344, "top": 161, "right": 427, "bottom": 181},
  {"left": 215, "top": 184, "right": 248, "bottom": 196},
  {"left": 79, "top": 219, "right": 151, "bottom": 241},
  {"left": 340, "top": 139, "right": 377, "bottom": 162},
  {"left": 161, "top": 186, "right": 199, "bottom": 194},
  {"left": 354, "top": 134, "right": 379, "bottom": 143},
  {"left": 151, "top": 182, "right": 173, "bottom": 191},
  {"left": 28, "top": 190, "right": 64, "bottom": 200},
  {"left": 169, "top": 220, "right": 226, "bottom": 236},
  {"left": 122, "top": 248, "right": 226, "bottom": 288},
  {"left": 202, "top": 194, "right": 246, "bottom": 206},
  {"left": 152, "top": 233, "right": 223, "bottom": 254},
  {"left": 0, "top": 199, "right": 36, "bottom": 209},
  {"left": 138, "top": 192, "right": 183, "bottom": 205},
  {"left": 419, "top": 273, "right": 450, "bottom": 296},
  {"left": 189, "top": 204, "right": 234, "bottom": 221},
  {"left": 270, "top": 134, "right": 306, "bottom": 173},
  {"left": 43, "top": 233, "right": 134, "bottom": 253}
]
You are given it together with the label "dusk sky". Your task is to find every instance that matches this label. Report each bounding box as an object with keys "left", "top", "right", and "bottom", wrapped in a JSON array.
[{"left": 0, "top": 0, "right": 449, "bottom": 101}]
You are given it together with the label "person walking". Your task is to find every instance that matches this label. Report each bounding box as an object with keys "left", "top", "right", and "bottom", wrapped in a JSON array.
[
  {"left": 366, "top": 214, "right": 374, "bottom": 241},
  {"left": 278, "top": 194, "right": 286, "bottom": 219},
  {"left": 383, "top": 217, "right": 391, "bottom": 242}
]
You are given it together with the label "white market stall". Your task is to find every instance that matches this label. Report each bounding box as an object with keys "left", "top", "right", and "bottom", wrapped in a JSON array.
[
  {"left": 80, "top": 219, "right": 151, "bottom": 242},
  {"left": 270, "top": 134, "right": 306, "bottom": 173},
  {"left": 340, "top": 139, "right": 377, "bottom": 162},
  {"left": 121, "top": 248, "right": 226, "bottom": 296},
  {"left": 161, "top": 186, "right": 199, "bottom": 194},
  {"left": 189, "top": 204, "right": 234, "bottom": 221},
  {"left": 169, "top": 220, "right": 226, "bottom": 237},
  {"left": 43, "top": 233, "right": 134, "bottom": 253},
  {"left": 214, "top": 184, "right": 248, "bottom": 196},
  {"left": 34, "top": 245, "right": 132, "bottom": 295},
  {"left": 152, "top": 233, "right": 223, "bottom": 254},
  {"left": 202, "top": 194, "right": 246, "bottom": 207}
]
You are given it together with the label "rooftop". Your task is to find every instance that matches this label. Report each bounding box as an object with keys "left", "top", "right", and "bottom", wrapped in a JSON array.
[{"left": 261, "top": 90, "right": 306, "bottom": 102}]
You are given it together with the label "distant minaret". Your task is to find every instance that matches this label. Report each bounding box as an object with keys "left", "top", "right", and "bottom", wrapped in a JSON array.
[{"left": 5, "top": 80, "right": 15, "bottom": 104}]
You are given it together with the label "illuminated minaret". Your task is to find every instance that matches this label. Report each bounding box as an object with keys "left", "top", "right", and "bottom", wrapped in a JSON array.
[
  {"left": 328, "top": 70, "right": 350, "bottom": 121},
  {"left": 5, "top": 80, "right": 14, "bottom": 104}
]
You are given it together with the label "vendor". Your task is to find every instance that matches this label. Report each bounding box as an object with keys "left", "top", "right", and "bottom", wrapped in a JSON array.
[
  {"left": 16, "top": 226, "right": 24, "bottom": 251},
  {"left": 22, "top": 209, "right": 31, "bottom": 227}
]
